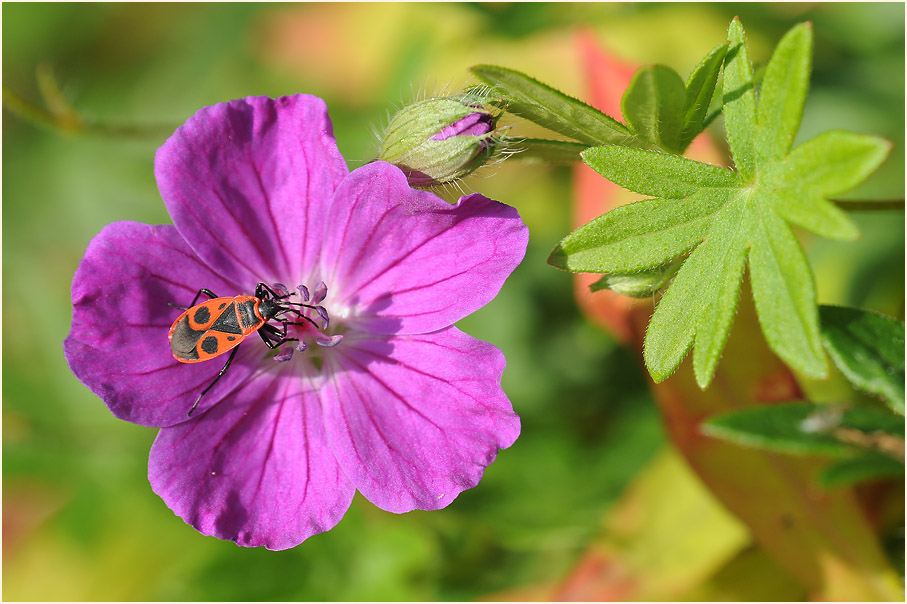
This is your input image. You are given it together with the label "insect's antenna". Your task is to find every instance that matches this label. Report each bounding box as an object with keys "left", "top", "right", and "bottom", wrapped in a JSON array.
[
  {"left": 286, "top": 314, "right": 321, "bottom": 329},
  {"left": 275, "top": 304, "right": 308, "bottom": 321},
  {"left": 275, "top": 303, "right": 320, "bottom": 328},
  {"left": 280, "top": 301, "right": 319, "bottom": 310}
]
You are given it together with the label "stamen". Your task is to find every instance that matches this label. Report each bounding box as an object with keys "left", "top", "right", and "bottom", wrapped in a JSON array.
[
  {"left": 272, "top": 282, "right": 290, "bottom": 297},
  {"left": 274, "top": 344, "right": 295, "bottom": 362},
  {"left": 269, "top": 281, "right": 340, "bottom": 363},
  {"left": 316, "top": 334, "right": 343, "bottom": 348},
  {"left": 315, "top": 306, "right": 330, "bottom": 330},
  {"left": 312, "top": 282, "right": 327, "bottom": 304}
]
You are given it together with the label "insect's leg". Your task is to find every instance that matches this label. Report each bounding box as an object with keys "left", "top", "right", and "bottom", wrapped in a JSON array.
[
  {"left": 187, "top": 346, "right": 238, "bottom": 417},
  {"left": 169, "top": 288, "right": 217, "bottom": 311},
  {"left": 258, "top": 323, "right": 299, "bottom": 349},
  {"left": 258, "top": 327, "right": 281, "bottom": 349},
  {"left": 190, "top": 288, "right": 218, "bottom": 306},
  {"left": 259, "top": 322, "right": 306, "bottom": 350}
]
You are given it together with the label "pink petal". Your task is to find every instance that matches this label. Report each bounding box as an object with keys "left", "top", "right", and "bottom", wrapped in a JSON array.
[
  {"left": 148, "top": 366, "right": 355, "bottom": 550},
  {"left": 319, "top": 162, "right": 528, "bottom": 335},
  {"left": 321, "top": 327, "right": 520, "bottom": 513},
  {"left": 63, "top": 221, "right": 261, "bottom": 427},
  {"left": 155, "top": 95, "right": 349, "bottom": 285}
]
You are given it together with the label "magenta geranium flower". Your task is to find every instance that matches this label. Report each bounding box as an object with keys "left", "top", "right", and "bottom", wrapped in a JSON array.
[{"left": 63, "top": 95, "right": 528, "bottom": 550}]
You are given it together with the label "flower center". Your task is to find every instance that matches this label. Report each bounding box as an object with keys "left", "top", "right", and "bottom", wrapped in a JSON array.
[{"left": 269, "top": 281, "right": 343, "bottom": 364}]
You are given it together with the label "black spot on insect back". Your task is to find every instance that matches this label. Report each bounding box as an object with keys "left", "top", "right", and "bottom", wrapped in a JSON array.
[
  {"left": 201, "top": 336, "right": 219, "bottom": 355},
  {"left": 194, "top": 306, "right": 211, "bottom": 324}
]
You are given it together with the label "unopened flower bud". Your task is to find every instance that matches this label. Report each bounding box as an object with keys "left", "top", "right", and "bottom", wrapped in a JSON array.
[
  {"left": 589, "top": 258, "right": 683, "bottom": 298},
  {"left": 378, "top": 97, "right": 498, "bottom": 188}
]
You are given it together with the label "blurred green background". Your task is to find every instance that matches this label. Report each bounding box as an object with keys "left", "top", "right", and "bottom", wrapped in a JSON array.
[{"left": 3, "top": 3, "right": 903, "bottom": 601}]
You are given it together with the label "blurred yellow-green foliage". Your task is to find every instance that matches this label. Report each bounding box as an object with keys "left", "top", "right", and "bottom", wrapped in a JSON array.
[{"left": 3, "top": 3, "right": 904, "bottom": 601}]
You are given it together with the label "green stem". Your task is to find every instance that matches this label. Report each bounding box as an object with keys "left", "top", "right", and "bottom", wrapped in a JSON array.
[
  {"left": 832, "top": 199, "right": 904, "bottom": 212},
  {"left": 496, "top": 137, "right": 589, "bottom": 164}
]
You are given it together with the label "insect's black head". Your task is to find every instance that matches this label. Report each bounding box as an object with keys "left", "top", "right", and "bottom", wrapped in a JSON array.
[
  {"left": 255, "top": 283, "right": 285, "bottom": 321},
  {"left": 254, "top": 282, "right": 310, "bottom": 323},
  {"left": 258, "top": 298, "right": 281, "bottom": 321}
]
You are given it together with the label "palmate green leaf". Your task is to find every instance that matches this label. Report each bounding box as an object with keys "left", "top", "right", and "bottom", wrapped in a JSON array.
[
  {"left": 819, "top": 306, "right": 906, "bottom": 415},
  {"left": 819, "top": 453, "right": 904, "bottom": 488},
  {"left": 621, "top": 65, "right": 686, "bottom": 153},
  {"left": 680, "top": 43, "right": 728, "bottom": 150},
  {"left": 702, "top": 402, "right": 906, "bottom": 458},
  {"left": 551, "top": 17, "right": 892, "bottom": 387},
  {"left": 470, "top": 64, "right": 640, "bottom": 147}
]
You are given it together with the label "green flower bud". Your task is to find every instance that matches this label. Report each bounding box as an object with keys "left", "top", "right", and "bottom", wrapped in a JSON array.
[
  {"left": 378, "top": 97, "right": 498, "bottom": 188},
  {"left": 589, "top": 257, "right": 684, "bottom": 298}
]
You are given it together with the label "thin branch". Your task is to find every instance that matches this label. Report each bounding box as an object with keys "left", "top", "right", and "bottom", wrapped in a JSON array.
[
  {"left": 832, "top": 199, "right": 905, "bottom": 212},
  {"left": 4, "top": 63, "right": 178, "bottom": 140}
]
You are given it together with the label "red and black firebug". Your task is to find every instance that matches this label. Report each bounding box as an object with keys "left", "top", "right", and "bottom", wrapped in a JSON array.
[{"left": 168, "top": 282, "right": 315, "bottom": 416}]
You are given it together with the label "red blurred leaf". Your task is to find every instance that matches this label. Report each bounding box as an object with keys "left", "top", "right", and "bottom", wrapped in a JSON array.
[
  {"left": 2, "top": 479, "right": 67, "bottom": 555},
  {"left": 552, "top": 548, "right": 637, "bottom": 601}
]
